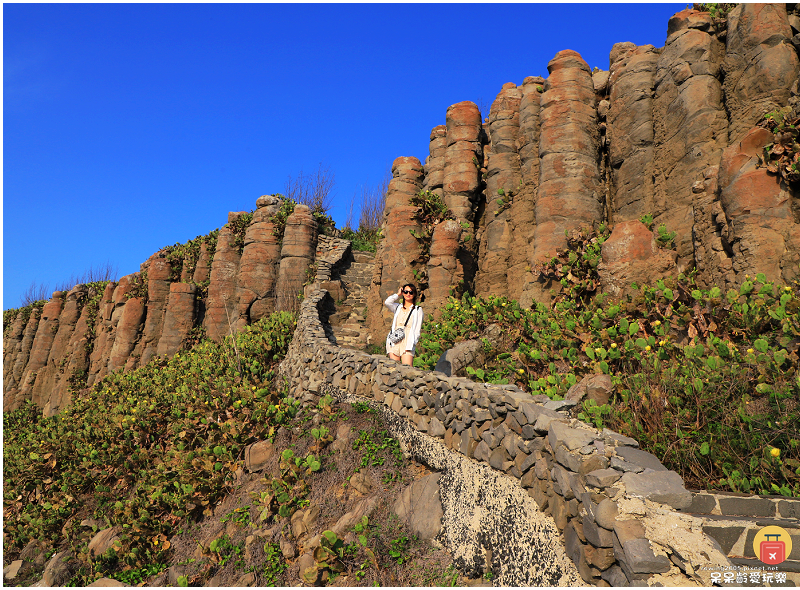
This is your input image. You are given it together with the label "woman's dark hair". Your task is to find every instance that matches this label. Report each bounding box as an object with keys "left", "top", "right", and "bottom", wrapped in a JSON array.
[{"left": 401, "top": 283, "right": 418, "bottom": 306}]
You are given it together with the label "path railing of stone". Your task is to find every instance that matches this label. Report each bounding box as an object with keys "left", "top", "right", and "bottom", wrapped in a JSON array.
[{"left": 281, "top": 244, "right": 800, "bottom": 586}]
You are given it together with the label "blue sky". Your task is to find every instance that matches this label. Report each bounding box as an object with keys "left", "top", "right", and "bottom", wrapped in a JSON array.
[{"left": 3, "top": 3, "right": 685, "bottom": 310}]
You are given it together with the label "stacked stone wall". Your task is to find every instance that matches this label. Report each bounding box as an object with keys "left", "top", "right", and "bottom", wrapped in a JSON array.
[{"left": 281, "top": 279, "right": 800, "bottom": 586}]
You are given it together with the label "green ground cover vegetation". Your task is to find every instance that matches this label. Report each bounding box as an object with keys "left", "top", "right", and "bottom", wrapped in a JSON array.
[
  {"left": 415, "top": 226, "right": 800, "bottom": 497},
  {"left": 3, "top": 311, "right": 296, "bottom": 584}
]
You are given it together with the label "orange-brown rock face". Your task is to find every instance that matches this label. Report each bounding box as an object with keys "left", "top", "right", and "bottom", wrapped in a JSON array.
[
  {"left": 426, "top": 219, "right": 463, "bottom": 314},
  {"left": 651, "top": 9, "right": 728, "bottom": 270},
  {"left": 156, "top": 283, "right": 198, "bottom": 357},
  {"left": 534, "top": 50, "right": 604, "bottom": 264},
  {"left": 32, "top": 286, "right": 88, "bottom": 416},
  {"left": 276, "top": 204, "right": 318, "bottom": 312},
  {"left": 237, "top": 200, "right": 282, "bottom": 325},
  {"left": 139, "top": 256, "right": 173, "bottom": 366},
  {"left": 422, "top": 127, "right": 447, "bottom": 197},
  {"left": 19, "top": 293, "right": 65, "bottom": 407},
  {"left": 5, "top": 308, "right": 41, "bottom": 411},
  {"left": 443, "top": 102, "right": 484, "bottom": 222},
  {"left": 475, "top": 83, "right": 522, "bottom": 298},
  {"left": 107, "top": 297, "right": 146, "bottom": 374},
  {"left": 598, "top": 221, "right": 678, "bottom": 299},
  {"left": 204, "top": 225, "right": 242, "bottom": 342},
  {"left": 724, "top": 4, "right": 800, "bottom": 143},
  {"left": 607, "top": 43, "right": 660, "bottom": 222},
  {"left": 87, "top": 281, "right": 119, "bottom": 386},
  {"left": 717, "top": 126, "right": 800, "bottom": 284},
  {"left": 386, "top": 157, "right": 425, "bottom": 213}
]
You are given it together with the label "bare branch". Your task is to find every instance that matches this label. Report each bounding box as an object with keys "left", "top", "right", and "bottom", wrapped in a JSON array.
[
  {"left": 358, "top": 170, "right": 389, "bottom": 233},
  {"left": 284, "top": 163, "right": 335, "bottom": 216}
]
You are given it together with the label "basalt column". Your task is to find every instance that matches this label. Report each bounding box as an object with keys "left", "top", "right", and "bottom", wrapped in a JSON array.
[
  {"left": 204, "top": 223, "right": 242, "bottom": 342},
  {"left": 138, "top": 256, "right": 173, "bottom": 366},
  {"left": 3, "top": 311, "right": 30, "bottom": 396},
  {"left": 156, "top": 283, "right": 198, "bottom": 357},
  {"left": 476, "top": 83, "right": 522, "bottom": 298},
  {"left": 367, "top": 156, "right": 425, "bottom": 345},
  {"left": 30, "top": 286, "right": 87, "bottom": 415},
  {"left": 87, "top": 281, "right": 119, "bottom": 386},
  {"left": 236, "top": 196, "right": 282, "bottom": 328},
  {"left": 276, "top": 204, "right": 317, "bottom": 312},
  {"left": 426, "top": 219, "right": 463, "bottom": 315},
  {"left": 723, "top": 3, "right": 800, "bottom": 143},
  {"left": 19, "top": 292, "right": 65, "bottom": 408},
  {"left": 606, "top": 43, "right": 660, "bottom": 222},
  {"left": 422, "top": 126, "right": 447, "bottom": 198},
  {"left": 5, "top": 308, "right": 41, "bottom": 411},
  {"left": 55, "top": 291, "right": 96, "bottom": 414},
  {"left": 517, "top": 76, "right": 545, "bottom": 307},
  {"left": 533, "top": 50, "right": 603, "bottom": 264},
  {"left": 651, "top": 9, "right": 728, "bottom": 271},
  {"left": 717, "top": 127, "right": 800, "bottom": 285},
  {"left": 106, "top": 288, "right": 146, "bottom": 375},
  {"left": 443, "top": 101, "right": 484, "bottom": 223}
]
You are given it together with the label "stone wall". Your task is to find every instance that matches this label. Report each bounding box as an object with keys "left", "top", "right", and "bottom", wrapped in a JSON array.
[
  {"left": 367, "top": 3, "right": 800, "bottom": 341},
  {"left": 281, "top": 276, "right": 800, "bottom": 586}
]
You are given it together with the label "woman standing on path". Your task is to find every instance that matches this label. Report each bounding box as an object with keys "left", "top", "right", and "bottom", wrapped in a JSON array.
[{"left": 384, "top": 283, "right": 424, "bottom": 366}]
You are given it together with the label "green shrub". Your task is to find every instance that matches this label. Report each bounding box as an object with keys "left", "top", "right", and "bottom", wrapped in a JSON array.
[
  {"left": 415, "top": 230, "right": 799, "bottom": 496},
  {"left": 3, "top": 310, "right": 297, "bottom": 582}
]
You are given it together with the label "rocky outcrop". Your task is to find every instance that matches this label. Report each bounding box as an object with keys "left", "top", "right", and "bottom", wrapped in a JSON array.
[
  {"left": 236, "top": 198, "right": 282, "bottom": 326},
  {"left": 5, "top": 196, "right": 319, "bottom": 415},
  {"left": 422, "top": 126, "right": 447, "bottom": 197},
  {"left": 534, "top": 50, "right": 604, "bottom": 264},
  {"left": 606, "top": 43, "right": 660, "bottom": 222},
  {"left": 426, "top": 220, "right": 463, "bottom": 314},
  {"left": 156, "top": 283, "right": 198, "bottom": 358},
  {"left": 717, "top": 126, "right": 800, "bottom": 284},
  {"left": 475, "top": 83, "right": 521, "bottom": 298},
  {"left": 276, "top": 204, "right": 318, "bottom": 312},
  {"left": 364, "top": 4, "right": 799, "bottom": 313},
  {"left": 204, "top": 224, "right": 242, "bottom": 342},
  {"left": 598, "top": 221, "right": 678, "bottom": 299},
  {"left": 651, "top": 9, "right": 728, "bottom": 271},
  {"left": 139, "top": 256, "right": 172, "bottom": 366},
  {"left": 443, "top": 102, "right": 484, "bottom": 222},
  {"left": 723, "top": 4, "right": 800, "bottom": 143}
]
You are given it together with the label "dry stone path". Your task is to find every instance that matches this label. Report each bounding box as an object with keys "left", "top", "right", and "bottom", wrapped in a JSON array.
[{"left": 329, "top": 249, "right": 375, "bottom": 350}]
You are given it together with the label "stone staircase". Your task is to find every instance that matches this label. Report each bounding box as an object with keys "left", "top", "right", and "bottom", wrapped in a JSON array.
[{"left": 328, "top": 250, "right": 375, "bottom": 350}]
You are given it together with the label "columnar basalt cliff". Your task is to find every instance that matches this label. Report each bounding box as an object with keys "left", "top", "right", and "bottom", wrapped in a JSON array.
[
  {"left": 4, "top": 5, "right": 800, "bottom": 586},
  {"left": 5, "top": 4, "right": 799, "bottom": 423},
  {"left": 367, "top": 3, "right": 800, "bottom": 341},
  {"left": 3, "top": 197, "right": 324, "bottom": 416}
]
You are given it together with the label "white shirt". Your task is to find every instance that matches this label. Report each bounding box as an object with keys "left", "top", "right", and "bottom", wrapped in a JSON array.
[{"left": 384, "top": 293, "right": 424, "bottom": 353}]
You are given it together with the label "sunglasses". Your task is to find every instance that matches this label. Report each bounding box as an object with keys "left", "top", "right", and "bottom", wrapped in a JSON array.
[{"left": 402, "top": 290, "right": 414, "bottom": 295}]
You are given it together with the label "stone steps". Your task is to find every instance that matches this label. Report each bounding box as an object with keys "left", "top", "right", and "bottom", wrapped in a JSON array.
[{"left": 328, "top": 249, "right": 375, "bottom": 350}]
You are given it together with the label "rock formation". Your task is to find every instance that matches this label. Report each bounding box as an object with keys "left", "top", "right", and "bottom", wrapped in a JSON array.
[
  {"left": 4, "top": 196, "right": 319, "bottom": 415},
  {"left": 365, "top": 3, "right": 800, "bottom": 344},
  {"left": 6, "top": 3, "right": 800, "bottom": 415}
]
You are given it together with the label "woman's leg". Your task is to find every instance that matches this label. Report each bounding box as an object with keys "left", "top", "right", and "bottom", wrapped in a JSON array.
[
  {"left": 388, "top": 352, "right": 402, "bottom": 362},
  {"left": 400, "top": 353, "right": 414, "bottom": 366}
]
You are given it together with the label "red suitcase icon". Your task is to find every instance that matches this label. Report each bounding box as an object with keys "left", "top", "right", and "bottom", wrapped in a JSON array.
[{"left": 760, "top": 534, "right": 786, "bottom": 565}]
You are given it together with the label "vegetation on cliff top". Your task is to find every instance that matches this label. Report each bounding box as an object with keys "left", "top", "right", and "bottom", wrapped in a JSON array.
[{"left": 415, "top": 226, "right": 800, "bottom": 497}]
